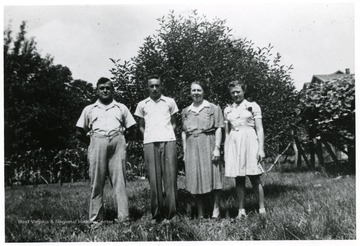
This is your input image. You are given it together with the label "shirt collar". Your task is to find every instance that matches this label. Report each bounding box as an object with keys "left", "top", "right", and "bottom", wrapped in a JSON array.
[
  {"left": 188, "top": 100, "right": 210, "bottom": 113},
  {"left": 232, "top": 99, "right": 248, "bottom": 108},
  {"left": 94, "top": 99, "right": 117, "bottom": 109},
  {"left": 145, "top": 95, "right": 165, "bottom": 103}
]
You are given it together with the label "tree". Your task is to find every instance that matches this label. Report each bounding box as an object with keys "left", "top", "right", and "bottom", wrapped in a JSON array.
[
  {"left": 4, "top": 22, "right": 95, "bottom": 157},
  {"left": 110, "top": 10, "right": 299, "bottom": 159},
  {"left": 298, "top": 75, "right": 355, "bottom": 170}
]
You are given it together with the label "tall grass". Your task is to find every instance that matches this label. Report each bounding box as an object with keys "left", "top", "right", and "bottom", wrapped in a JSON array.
[{"left": 5, "top": 170, "right": 356, "bottom": 241}]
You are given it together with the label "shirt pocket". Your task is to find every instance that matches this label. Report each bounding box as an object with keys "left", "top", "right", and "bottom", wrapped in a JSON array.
[
  {"left": 89, "top": 115, "right": 98, "bottom": 129},
  {"left": 202, "top": 109, "right": 214, "bottom": 130},
  {"left": 183, "top": 112, "right": 197, "bottom": 132},
  {"left": 89, "top": 108, "right": 103, "bottom": 128},
  {"left": 115, "top": 115, "right": 124, "bottom": 127}
]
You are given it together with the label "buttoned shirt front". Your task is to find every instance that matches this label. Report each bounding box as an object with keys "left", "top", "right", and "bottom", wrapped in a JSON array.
[
  {"left": 135, "top": 95, "right": 179, "bottom": 144},
  {"left": 224, "top": 99, "right": 262, "bottom": 128},
  {"left": 182, "top": 100, "right": 224, "bottom": 134},
  {"left": 187, "top": 100, "right": 210, "bottom": 113},
  {"left": 76, "top": 99, "right": 136, "bottom": 135}
]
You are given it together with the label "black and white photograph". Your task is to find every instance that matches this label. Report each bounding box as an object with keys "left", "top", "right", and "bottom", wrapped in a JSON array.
[{"left": 1, "top": 0, "right": 357, "bottom": 243}]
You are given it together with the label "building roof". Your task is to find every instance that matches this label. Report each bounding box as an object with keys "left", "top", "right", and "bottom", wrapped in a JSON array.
[
  {"left": 302, "top": 69, "right": 353, "bottom": 90},
  {"left": 311, "top": 74, "right": 346, "bottom": 83},
  {"left": 311, "top": 70, "right": 353, "bottom": 84}
]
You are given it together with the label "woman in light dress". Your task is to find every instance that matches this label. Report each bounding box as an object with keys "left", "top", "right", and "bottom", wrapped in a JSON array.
[{"left": 224, "top": 79, "right": 266, "bottom": 218}]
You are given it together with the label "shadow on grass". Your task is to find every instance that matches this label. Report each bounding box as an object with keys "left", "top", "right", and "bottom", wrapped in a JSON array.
[
  {"left": 176, "top": 183, "right": 303, "bottom": 219},
  {"left": 263, "top": 183, "right": 303, "bottom": 198},
  {"left": 104, "top": 208, "right": 117, "bottom": 221},
  {"left": 279, "top": 160, "right": 355, "bottom": 177},
  {"left": 104, "top": 206, "right": 145, "bottom": 222}
]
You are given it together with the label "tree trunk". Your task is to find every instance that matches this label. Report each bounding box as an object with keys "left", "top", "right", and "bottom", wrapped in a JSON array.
[
  {"left": 295, "top": 139, "right": 311, "bottom": 168},
  {"left": 293, "top": 139, "right": 300, "bottom": 167},
  {"left": 322, "top": 141, "right": 339, "bottom": 166},
  {"left": 315, "top": 139, "right": 324, "bottom": 167},
  {"left": 309, "top": 138, "right": 316, "bottom": 168},
  {"left": 71, "top": 165, "right": 74, "bottom": 184},
  {"left": 58, "top": 165, "right": 63, "bottom": 186},
  {"left": 348, "top": 145, "right": 355, "bottom": 173},
  {"left": 283, "top": 154, "right": 289, "bottom": 164}
]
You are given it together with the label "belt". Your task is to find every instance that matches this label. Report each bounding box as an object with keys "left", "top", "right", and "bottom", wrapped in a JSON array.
[
  {"left": 89, "top": 130, "right": 123, "bottom": 140},
  {"left": 187, "top": 129, "right": 215, "bottom": 137},
  {"left": 231, "top": 125, "right": 253, "bottom": 131}
]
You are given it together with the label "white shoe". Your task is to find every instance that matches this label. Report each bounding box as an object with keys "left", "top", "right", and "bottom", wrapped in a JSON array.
[
  {"left": 259, "top": 208, "right": 266, "bottom": 214},
  {"left": 237, "top": 209, "right": 246, "bottom": 219},
  {"left": 212, "top": 208, "right": 220, "bottom": 219}
]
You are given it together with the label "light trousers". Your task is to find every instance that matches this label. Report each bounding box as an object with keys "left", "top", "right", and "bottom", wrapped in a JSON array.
[
  {"left": 144, "top": 141, "right": 178, "bottom": 219},
  {"left": 88, "top": 133, "right": 128, "bottom": 222}
]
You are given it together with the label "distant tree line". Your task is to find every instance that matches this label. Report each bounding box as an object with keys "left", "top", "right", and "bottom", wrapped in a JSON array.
[{"left": 4, "top": 21, "right": 95, "bottom": 185}]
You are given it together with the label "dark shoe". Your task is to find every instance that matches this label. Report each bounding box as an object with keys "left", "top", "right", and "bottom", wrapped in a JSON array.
[
  {"left": 90, "top": 221, "right": 103, "bottom": 230},
  {"left": 164, "top": 214, "right": 179, "bottom": 223},
  {"left": 114, "top": 217, "right": 130, "bottom": 224},
  {"left": 152, "top": 214, "right": 163, "bottom": 223},
  {"left": 197, "top": 215, "right": 204, "bottom": 220}
]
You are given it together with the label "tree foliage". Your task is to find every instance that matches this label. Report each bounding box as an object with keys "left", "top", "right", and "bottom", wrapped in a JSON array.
[
  {"left": 110, "top": 10, "right": 299, "bottom": 157},
  {"left": 298, "top": 75, "right": 355, "bottom": 151},
  {"left": 4, "top": 22, "right": 96, "bottom": 157}
]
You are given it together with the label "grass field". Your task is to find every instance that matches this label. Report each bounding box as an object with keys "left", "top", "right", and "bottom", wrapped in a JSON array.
[{"left": 4, "top": 169, "right": 356, "bottom": 242}]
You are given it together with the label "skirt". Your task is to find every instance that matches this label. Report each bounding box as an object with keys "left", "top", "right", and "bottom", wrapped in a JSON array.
[
  {"left": 224, "top": 126, "right": 264, "bottom": 177},
  {"left": 185, "top": 133, "right": 223, "bottom": 194}
]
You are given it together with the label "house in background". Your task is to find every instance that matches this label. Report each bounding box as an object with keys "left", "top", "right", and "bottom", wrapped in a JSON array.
[{"left": 302, "top": 68, "right": 353, "bottom": 90}]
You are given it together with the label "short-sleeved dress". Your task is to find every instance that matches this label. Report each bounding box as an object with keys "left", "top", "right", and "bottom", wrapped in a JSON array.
[
  {"left": 181, "top": 100, "right": 224, "bottom": 194},
  {"left": 224, "top": 99, "right": 264, "bottom": 177}
]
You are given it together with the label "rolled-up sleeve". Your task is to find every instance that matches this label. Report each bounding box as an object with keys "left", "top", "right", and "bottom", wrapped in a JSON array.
[
  {"left": 134, "top": 101, "right": 144, "bottom": 118},
  {"left": 122, "top": 105, "right": 136, "bottom": 128},
  {"left": 76, "top": 107, "right": 89, "bottom": 131},
  {"left": 169, "top": 98, "right": 179, "bottom": 115}
]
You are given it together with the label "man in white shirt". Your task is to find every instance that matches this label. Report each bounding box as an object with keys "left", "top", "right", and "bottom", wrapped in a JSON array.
[
  {"left": 76, "top": 77, "right": 136, "bottom": 228},
  {"left": 135, "top": 75, "right": 178, "bottom": 221}
]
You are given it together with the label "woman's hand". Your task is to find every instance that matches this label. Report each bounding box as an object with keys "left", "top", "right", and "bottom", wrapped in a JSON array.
[
  {"left": 212, "top": 147, "right": 220, "bottom": 162},
  {"left": 257, "top": 149, "right": 265, "bottom": 162}
]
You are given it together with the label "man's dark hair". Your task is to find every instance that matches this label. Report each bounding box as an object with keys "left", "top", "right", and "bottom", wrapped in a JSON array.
[
  {"left": 97, "top": 77, "right": 113, "bottom": 88},
  {"left": 147, "top": 74, "right": 161, "bottom": 82}
]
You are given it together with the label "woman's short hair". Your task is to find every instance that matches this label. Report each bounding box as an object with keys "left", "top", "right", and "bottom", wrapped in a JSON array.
[
  {"left": 191, "top": 81, "right": 208, "bottom": 95},
  {"left": 228, "top": 79, "right": 247, "bottom": 92}
]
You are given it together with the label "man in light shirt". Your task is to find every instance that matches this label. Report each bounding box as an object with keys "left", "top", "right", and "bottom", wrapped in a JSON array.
[
  {"left": 76, "top": 77, "right": 136, "bottom": 228},
  {"left": 135, "top": 75, "right": 178, "bottom": 221}
]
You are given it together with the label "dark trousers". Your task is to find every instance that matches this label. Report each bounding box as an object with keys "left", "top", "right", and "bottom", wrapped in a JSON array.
[{"left": 144, "top": 141, "right": 178, "bottom": 219}]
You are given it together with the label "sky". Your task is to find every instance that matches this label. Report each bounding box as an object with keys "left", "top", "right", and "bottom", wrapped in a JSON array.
[{"left": 2, "top": 1, "right": 357, "bottom": 91}]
